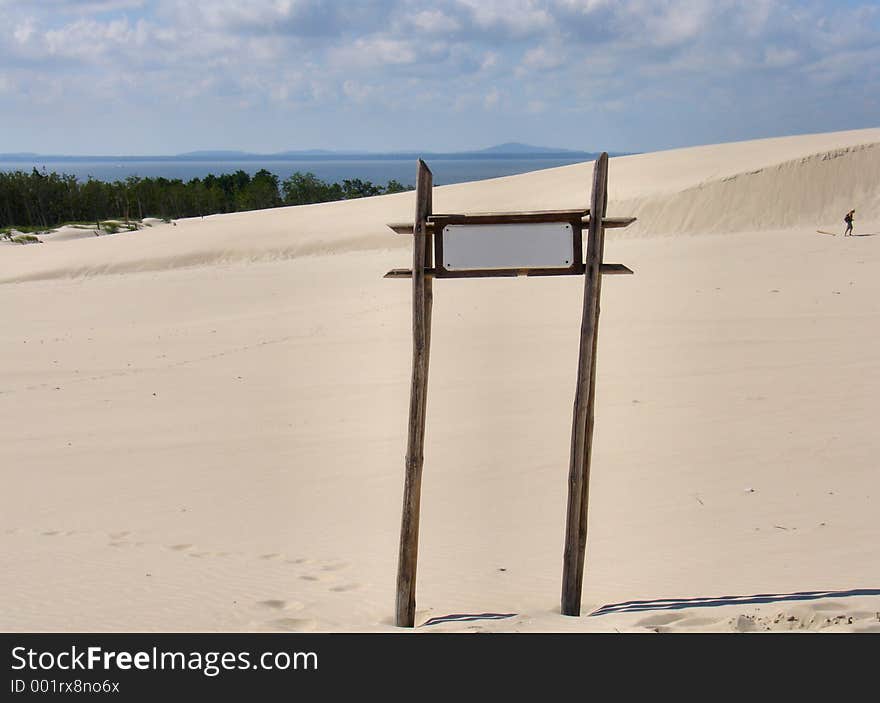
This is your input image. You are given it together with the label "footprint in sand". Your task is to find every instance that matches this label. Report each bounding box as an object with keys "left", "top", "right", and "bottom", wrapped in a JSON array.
[
  {"left": 259, "top": 553, "right": 282, "bottom": 560},
  {"left": 329, "top": 584, "right": 361, "bottom": 593},
  {"left": 728, "top": 609, "right": 863, "bottom": 632},
  {"left": 109, "top": 531, "right": 130, "bottom": 539},
  {"left": 731, "top": 614, "right": 759, "bottom": 632},
  {"left": 258, "top": 599, "right": 287, "bottom": 610},
  {"left": 168, "top": 544, "right": 193, "bottom": 551},
  {"left": 321, "top": 562, "right": 348, "bottom": 572},
  {"left": 257, "top": 599, "right": 304, "bottom": 612},
  {"left": 41, "top": 530, "right": 60, "bottom": 537},
  {"left": 675, "top": 616, "right": 720, "bottom": 628},
  {"left": 299, "top": 574, "right": 330, "bottom": 582},
  {"left": 636, "top": 612, "right": 685, "bottom": 628},
  {"left": 270, "top": 618, "right": 316, "bottom": 632}
]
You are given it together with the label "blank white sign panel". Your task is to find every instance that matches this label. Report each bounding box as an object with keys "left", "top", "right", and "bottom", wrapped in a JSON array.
[{"left": 442, "top": 223, "right": 574, "bottom": 271}]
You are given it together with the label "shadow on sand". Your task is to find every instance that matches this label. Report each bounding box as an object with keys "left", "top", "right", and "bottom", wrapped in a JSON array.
[
  {"left": 422, "top": 612, "right": 517, "bottom": 627},
  {"left": 816, "top": 231, "right": 878, "bottom": 237},
  {"left": 590, "top": 588, "right": 880, "bottom": 616}
]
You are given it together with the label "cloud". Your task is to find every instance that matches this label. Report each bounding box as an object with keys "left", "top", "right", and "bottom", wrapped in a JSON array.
[
  {"left": 526, "top": 99, "right": 546, "bottom": 113},
  {"left": 453, "top": 0, "right": 554, "bottom": 37},
  {"left": 162, "top": 0, "right": 393, "bottom": 38},
  {"left": 338, "top": 36, "right": 419, "bottom": 67},
  {"left": 483, "top": 87, "right": 500, "bottom": 109},
  {"left": 0, "top": 72, "right": 15, "bottom": 93},
  {"left": 480, "top": 51, "right": 499, "bottom": 71},
  {"left": 12, "top": 17, "right": 36, "bottom": 44},
  {"left": 40, "top": 0, "right": 147, "bottom": 12},
  {"left": 342, "top": 79, "right": 374, "bottom": 103},
  {"left": 763, "top": 46, "right": 800, "bottom": 69},
  {"left": 406, "top": 9, "right": 461, "bottom": 34},
  {"left": 0, "top": 0, "right": 877, "bottom": 152},
  {"left": 520, "top": 46, "right": 564, "bottom": 72}
]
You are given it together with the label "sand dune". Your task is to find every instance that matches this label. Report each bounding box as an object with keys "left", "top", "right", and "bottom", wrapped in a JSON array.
[
  {"left": 2, "top": 127, "right": 878, "bottom": 284},
  {"left": 1, "top": 128, "right": 879, "bottom": 632}
]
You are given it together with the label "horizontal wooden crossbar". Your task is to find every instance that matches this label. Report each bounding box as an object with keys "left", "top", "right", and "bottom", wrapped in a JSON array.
[
  {"left": 384, "top": 264, "right": 633, "bottom": 279},
  {"left": 387, "top": 215, "right": 636, "bottom": 234},
  {"left": 431, "top": 209, "right": 588, "bottom": 224}
]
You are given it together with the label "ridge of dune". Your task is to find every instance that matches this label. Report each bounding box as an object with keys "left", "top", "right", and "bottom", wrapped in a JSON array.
[
  {"left": 1, "top": 126, "right": 878, "bottom": 284},
  {"left": 617, "top": 140, "right": 880, "bottom": 237}
]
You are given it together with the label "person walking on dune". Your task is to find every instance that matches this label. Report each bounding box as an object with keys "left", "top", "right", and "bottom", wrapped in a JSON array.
[{"left": 844, "top": 209, "right": 855, "bottom": 236}]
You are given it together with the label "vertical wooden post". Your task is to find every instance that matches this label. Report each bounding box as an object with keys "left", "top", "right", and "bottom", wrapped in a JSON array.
[
  {"left": 561, "top": 152, "right": 609, "bottom": 616},
  {"left": 395, "top": 159, "right": 433, "bottom": 627}
]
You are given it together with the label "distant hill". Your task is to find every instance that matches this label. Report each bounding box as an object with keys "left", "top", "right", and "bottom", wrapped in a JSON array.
[
  {"left": 1, "top": 144, "right": 616, "bottom": 161},
  {"left": 276, "top": 149, "right": 339, "bottom": 156},
  {"left": 476, "top": 142, "right": 586, "bottom": 155},
  {"left": 178, "top": 149, "right": 338, "bottom": 158},
  {"left": 176, "top": 150, "right": 252, "bottom": 159}
]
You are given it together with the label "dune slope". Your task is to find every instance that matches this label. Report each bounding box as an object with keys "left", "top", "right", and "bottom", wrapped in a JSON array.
[{"left": 1, "top": 127, "right": 878, "bottom": 283}]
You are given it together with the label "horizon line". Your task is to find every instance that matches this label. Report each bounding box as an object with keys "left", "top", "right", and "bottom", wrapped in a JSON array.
[{"left": 0, "top": 143, "right": 626, "bottom": 160}]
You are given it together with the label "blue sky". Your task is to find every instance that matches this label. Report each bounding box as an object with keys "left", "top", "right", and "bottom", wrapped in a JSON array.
[{"left": 0, "top": 0, "right": 877, "bottom": 154}]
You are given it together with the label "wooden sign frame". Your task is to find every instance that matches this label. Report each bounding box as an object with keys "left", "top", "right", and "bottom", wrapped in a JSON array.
[
  {"left": 432, "top": 212, "right": 584, "bottom": 278},
  {"left": 386, "top": 154, "right": 635, "bottom": 627}
]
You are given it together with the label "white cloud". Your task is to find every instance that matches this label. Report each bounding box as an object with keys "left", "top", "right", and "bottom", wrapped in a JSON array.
[
  {"left": 521, "top": 46, "right": 563, "bottom": 71},
  {"left": 526, "top": 99, "right": 546, "bottom": 113},
  {"left": 454, "top": 0, "right": 554, "bottom": 37},
  {"left": 764, "top": 46, "right": 800, "bottom": 69},
  {"left": 39, "top": 0, "right": 147, "bottom": 12},
  {"left": 408, "top": 9, "right": 460, "bottom": 33},
  {"left": 0, "top": 0, "right": 877, "bottom": 152},
  {"left": 342, "top": 79, "right": 374, "bottom": 103},
  {"left": 43, "top": 18, "right": 147, "bottom": 59},
  {"left": 13, "top": 18, "right": 36, "bottom": 44},
  {"left": 0, "top": 72, "right": 15, "bottom": 93}
]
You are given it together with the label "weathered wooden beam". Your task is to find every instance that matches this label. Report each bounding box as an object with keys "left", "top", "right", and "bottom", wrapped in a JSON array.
[
  {"left": 387, "top": 222, "right": 426, "bottom": 234},
  {"left": 386, "top": 216, "right": 635, "bottom": 234},
  {"left": 431, "top": 208, "right": 590, "bottom": 220},
  {"left": 430, "top": 209, "right": 588, "bottom": 225},
  {"left": 599, "top": 217, "right": 637, "bottom": 229},
  {"left": 561, "top": 152, "right": 609, "bottom": 617},
  {"left": 395, "top": 159, "right": 433, "bottom": 628},
  {"left": 596, "top": 263, "right": 633, "bottom": 275},
  {"left": 384, "top": 263, "right": 633, "bottom": 279}
]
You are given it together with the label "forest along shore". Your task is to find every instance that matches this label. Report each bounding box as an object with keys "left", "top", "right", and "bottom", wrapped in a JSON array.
[{"left": 0, "top": 169, "right": 413, "bottom": 236}]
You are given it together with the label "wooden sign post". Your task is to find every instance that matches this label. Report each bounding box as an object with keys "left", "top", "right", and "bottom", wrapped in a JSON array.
[
  {"left": 561, "top": 153, "right": 609, "bottom": 616},
  {"left": 395, "top": 159, "right": 433, "bottom": 628},
  {"left": 387, "top": 153, "right": 634, "bottom": 627}
]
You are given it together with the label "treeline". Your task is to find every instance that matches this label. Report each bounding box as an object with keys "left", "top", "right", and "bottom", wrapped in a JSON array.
[{"left": 0, "top": 168, "right": 413, "bottom": 230}]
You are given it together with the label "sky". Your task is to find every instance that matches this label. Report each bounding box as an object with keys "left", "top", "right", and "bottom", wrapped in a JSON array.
[{"left": 0, "top": 0, "right": 878, "bottom": 155}]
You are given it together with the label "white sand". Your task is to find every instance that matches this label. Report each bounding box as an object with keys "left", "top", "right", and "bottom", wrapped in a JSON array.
[{"left": 1, "top": 128, "right": 879, "bottom": 632}]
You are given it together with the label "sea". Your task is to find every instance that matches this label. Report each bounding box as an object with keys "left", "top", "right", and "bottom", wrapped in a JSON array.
[{"left": 0, "top": 155, "right": 590, "bottom": 187}]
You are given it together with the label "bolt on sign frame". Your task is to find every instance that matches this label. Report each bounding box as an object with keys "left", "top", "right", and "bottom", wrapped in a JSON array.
[{"left": 385, "top": 154, "right": 635, "bottom": 627}]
